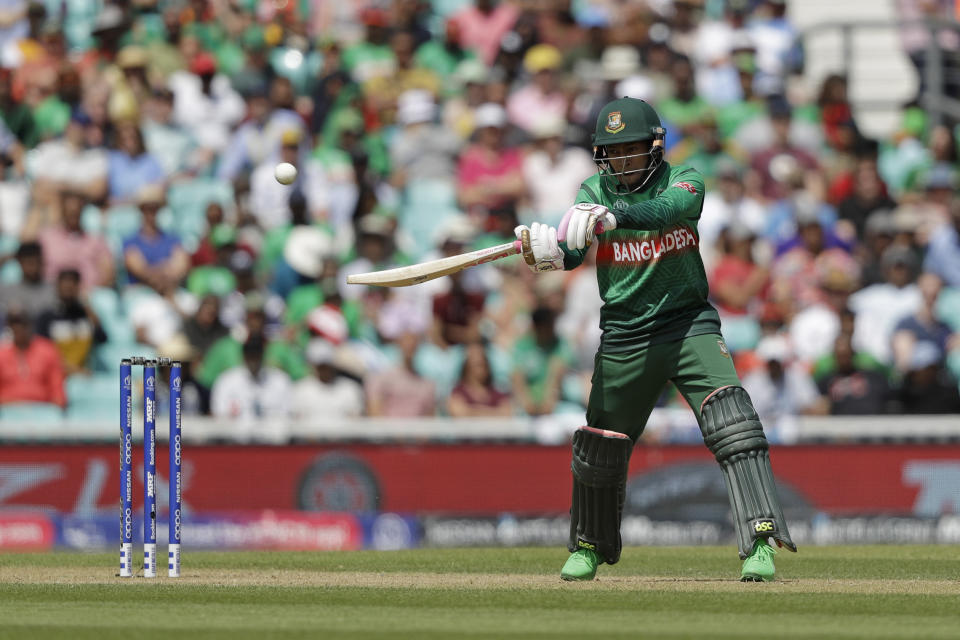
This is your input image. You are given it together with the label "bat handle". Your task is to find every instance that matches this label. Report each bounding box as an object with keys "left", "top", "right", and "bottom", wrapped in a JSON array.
[{"left": 517, "top": 230, "right": 536, "bottom": 266}]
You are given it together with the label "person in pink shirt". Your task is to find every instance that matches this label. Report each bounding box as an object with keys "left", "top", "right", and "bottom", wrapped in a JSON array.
[
  {"left": 0, "top": 307, "right": 66, "bottom": 408},
  {"left": 452, "top": 0, "right": 520, "bottom": 66},
  {"left": 457, "top": 102, "right": 525, "bottom": 215},
  {"left": 365, "top": 332, "right": 436, "bottom": 417},
  {"left": 506, "top": 44, "right": 568, "bottom": 135},
  {"left": 37, "top": 188, "right": 114, "bottom": 291}
]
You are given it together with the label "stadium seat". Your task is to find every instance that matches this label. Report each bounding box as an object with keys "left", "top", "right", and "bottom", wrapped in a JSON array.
[
  {"left": 0, "top": 403, "right": 64, "bottom": 425},
  {"left": 166, "top": 178, "right": 234, "bottom": 251},
  {"left": 937, "top": 287, "right": 960, "bottom": 332},
  {"left": 88, "top": 287, "right": 134, "bottom": 344},
  {"left": 0, "top": 235, "right": 20, "bottom": 284},
  {"left": 65, "top": 373, "right": 118, "bottom": 421}
]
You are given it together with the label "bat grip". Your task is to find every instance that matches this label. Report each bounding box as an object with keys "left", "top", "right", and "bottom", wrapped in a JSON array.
[{"left": 518, "top": 229, "right": 536, "bottom": 265}]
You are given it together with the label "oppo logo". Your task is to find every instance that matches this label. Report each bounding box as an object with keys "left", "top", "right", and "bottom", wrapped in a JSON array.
[
  {"left": 123, "top": 433, "right": 132, "bottom": 464},
  {"left": 123, "top": 507, "right": 132, "bottom": 539},
  {"left": 173, "top": 509, "right": 181, "bottom": 539},
  {"left": 173, "top": 434, "right": 181, "bottom": 465}
]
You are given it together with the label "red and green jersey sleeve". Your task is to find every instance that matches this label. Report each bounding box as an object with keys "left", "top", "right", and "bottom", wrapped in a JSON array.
[{"left": 561, "top": 163, "right": 721, "bottom": 351}]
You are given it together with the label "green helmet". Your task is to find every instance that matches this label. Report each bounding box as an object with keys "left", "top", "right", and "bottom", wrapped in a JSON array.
[{"left": 592, "top": 98, "right": 666, "bottom": 193}]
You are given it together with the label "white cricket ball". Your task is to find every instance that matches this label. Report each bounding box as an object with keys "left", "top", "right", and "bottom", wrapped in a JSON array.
[{"left": 275, "top": 162, "right": 298, "bottom": 185}]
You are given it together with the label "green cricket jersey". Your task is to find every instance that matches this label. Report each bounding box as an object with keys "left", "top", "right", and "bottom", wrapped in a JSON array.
[{"left": 562, "top": 162, "right": 721, "bottom": 352}]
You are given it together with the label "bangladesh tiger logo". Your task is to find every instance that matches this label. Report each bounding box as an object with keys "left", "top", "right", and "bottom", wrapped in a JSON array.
[
  {"left": 718, "top": 340, "right": 730, "bottom": 358},
  {"left": 614, "top": 199, "right": 627, "bottom": 210},
  {"left": 605, "top": 111, "right": 625, "bottom": 134}
]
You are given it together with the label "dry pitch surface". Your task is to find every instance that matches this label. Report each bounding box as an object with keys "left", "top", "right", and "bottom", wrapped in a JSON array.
[{"left": 1, "top": 546, "right": 958, "bottom": 639}]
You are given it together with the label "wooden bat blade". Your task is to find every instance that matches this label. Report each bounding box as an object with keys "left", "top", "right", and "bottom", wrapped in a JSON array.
[{"left": 346, "top": 241, "right": 522, "bottom": 287}]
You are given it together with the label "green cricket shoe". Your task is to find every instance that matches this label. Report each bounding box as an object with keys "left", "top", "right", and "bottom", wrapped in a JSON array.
[
  {"left": 740, "top": 538, "right": 777, "bottom": 582},
  {"left": 561, "top": 548, "right": 600, "bottom": 581}
]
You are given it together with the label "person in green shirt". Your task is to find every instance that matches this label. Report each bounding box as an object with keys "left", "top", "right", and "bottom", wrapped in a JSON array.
[{"left": 514, "top": 98, "right": 797, "bottom": 582}]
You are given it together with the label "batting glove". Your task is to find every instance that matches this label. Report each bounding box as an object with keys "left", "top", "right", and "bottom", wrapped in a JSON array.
[
  {"left": 514, "top": 222, "right": 564, "bottom": 273},
  {"left": 558, "top": 203, "right": 617, "bottom": 250}
]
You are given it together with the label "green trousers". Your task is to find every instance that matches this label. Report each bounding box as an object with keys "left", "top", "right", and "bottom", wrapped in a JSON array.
[{"left": 586, "top": 333, "right": 741, "bottom": 442}]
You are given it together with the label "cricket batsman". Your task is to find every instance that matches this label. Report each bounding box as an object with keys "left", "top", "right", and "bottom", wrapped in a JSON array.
[{"left": 514, "top": 97, "right": 797, "bottom": 582}]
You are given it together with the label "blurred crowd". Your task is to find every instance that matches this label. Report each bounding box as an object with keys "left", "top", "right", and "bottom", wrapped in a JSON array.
[{"left": 1, "top": 0, "right": 959, "bottom": 434}]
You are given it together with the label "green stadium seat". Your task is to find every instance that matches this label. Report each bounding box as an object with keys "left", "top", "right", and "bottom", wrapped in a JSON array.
[
  {"left": 166, "top": 178, "right": 234, "bottom": 251},
  {"left": 937, "top": 287, "right": 960, "bottom": 332},
  {"left": 0, "top": 402, "right": 64, "bottom": 425},
  {"left": 65, "top": 373, "right": 118, "bottom": 421}
]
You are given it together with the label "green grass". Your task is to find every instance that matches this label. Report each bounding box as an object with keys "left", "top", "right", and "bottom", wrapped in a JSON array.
[{"left": 1, "top": 546, "right": 959, "bottom": 639}]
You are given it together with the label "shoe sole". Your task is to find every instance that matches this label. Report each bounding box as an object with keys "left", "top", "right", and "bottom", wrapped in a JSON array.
[
  {"left": 561, "top": 574, "right": 595, "bottom": 581},
  {"left": 740, "top": 574, "right": 772, "bottom": 582}
]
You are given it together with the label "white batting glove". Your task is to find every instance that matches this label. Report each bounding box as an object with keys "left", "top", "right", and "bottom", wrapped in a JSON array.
[
  {"left": 514, "top": 222, "right": 564, "bottom": 273},
  {"left": 557, "top": 203, "right": 617, "bottom": 250}
]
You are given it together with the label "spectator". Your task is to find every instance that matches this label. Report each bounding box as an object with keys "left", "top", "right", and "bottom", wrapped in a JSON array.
[
  {"left": 748, "top": 0, "right": 802, "bottom": 96},
  {"left": 896, "top": 341, "right": 960, "bottom": 414},
  {"left": 181, "top": 294, "right": 228, "bottom": 363},
  {"left": 741, "top": 335, "right": 826, "bottom": 442},
  {"left": 122, "top": 185, "right": 190, "bottom": 292},
  {"left": 248, "top": 128, "right": 329, "bottom": 229},
  {"left": 217, "top": 76, "right": 304, "bottom": 182},
  {"left": 0, "top": 306, "right": 66, "bottom": 408},
  {"left": 452, "top": 0, "right": 520, "bottom": 66},
  {"left": 168, "top": 52, "right": 245, "bottom": 154},
  {"left": 457, "top": 102, "right": 525, "bottom": 215},
  {"left": 24, "top": 109, "right": 108, "bottom": 230},
  {"left": 849, "top": 245, "right": 923, "bottom": 365},
  {"left": 210, "top": 335, "right": 292, "bottom": 420},
  {"left": 291, "top": 338, "right": 364, "bottom": 419},
  {"left": 512, "top": 306, "right": 573, "bottom": 417},
  {"left": 891, "top": 273, "right": 957, "bottom": 375},
  {"left": 816, "top": 333, "right": 892, "bottom": 415},
  {"left": 0, "top": 241, "right": 56, "bottom": 319},
  {"left": 750, "top": 100, "right": 819, "bottom": 201},
  {"left": 389, "top": 89, "right": 461, "bottom": 189},
  {"left": 923, "top": 198, "right": 960, "bottom": 288},
  {"left": 447, "top": 341, "right": 512, "bottom": 417},
  {"left": 35, "top": 269, "right": 106, "bottom": 374},
  {"left": 107, "top": 121, "right": 166, "bottom": 205},
  {"left": 366, "top": 331, "right": 436, "bottom": 417},
  {"left": 507, "top": 44, "right": 567, "bottom": 135},
  {"left": 36, "top": 188, "right": 113, "bottom": 290},
  {"left": 709, "top": 224, "right": 768, "bottom": 351},
  {"left": 698, "top": 161, "right": 767, "bottom": 270},
  {"left": 522, "top": 116, "right": 595, "bottom": 227},
  {"left": 837, "top": 156, "right": 897, "bottom": 239},
  {"left": 658, "top": 56, "right": 712, "bottom": 136},
  {"left": 141, "top": 87, "right": 203, "bottom": 179}
]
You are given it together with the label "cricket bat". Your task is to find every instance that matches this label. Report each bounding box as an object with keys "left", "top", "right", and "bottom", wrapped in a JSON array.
[{"left": 346, "top": 229, "right": 536, "bottom": 287}]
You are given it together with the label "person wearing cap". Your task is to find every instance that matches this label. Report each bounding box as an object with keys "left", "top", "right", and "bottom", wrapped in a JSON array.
[
  {"left": 514, "top": 97, "right": 797, "bottom": 582},
  {"left": 107, "top": 120, "right": 166, "bottom": 204},
  {"left": 457, "top": 101, "right": 525, "bottom": 214},
  {"left": 122, "top": 184, "right": 190, "bottom": 293},
  {"left": 168, "top": 49, "right": 245, "bottom": 153},
  {"left": 0, "top": 305, "right": 66, "bottom": 409},
  {"left": 217, "top": 75, "right": 304, "bottom": 182},
  {"left": 25, "top": 107, "right": 108, "bottom": 226},
  {"left": 891, "top": 272, "right": 957, "bottom": 376},
  {"left": 505, "top": 44, "right": 566, "bottom": 135},
  {"left": 848, "top": 245, "right": 924, "bottom": 365},
  {"left": 141, "top": 87, "right": 204, "bottom": 178},
  {"left": 291, "top": 338, "right": 364, "bottom": 419},
  {"left": 248, "top": 127, "right": 330, "bottom": 230}
]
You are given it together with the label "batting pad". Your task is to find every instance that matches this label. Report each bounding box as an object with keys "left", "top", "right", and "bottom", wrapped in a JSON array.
[
  {"left": 568, "top": 427, "right": 633, "bottom": 565},
  {"left": 700, "top": 386, "right": 798, "bottom": 558}
]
